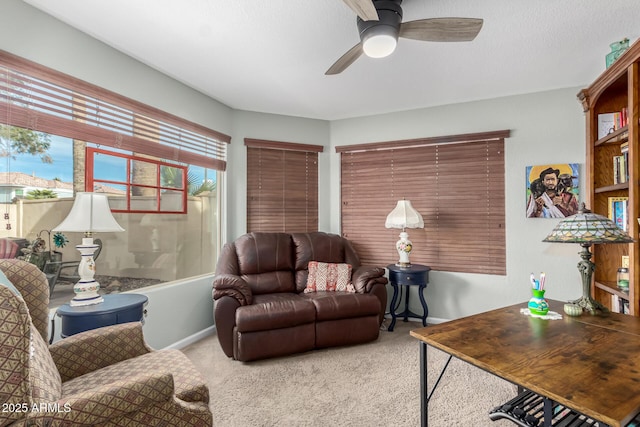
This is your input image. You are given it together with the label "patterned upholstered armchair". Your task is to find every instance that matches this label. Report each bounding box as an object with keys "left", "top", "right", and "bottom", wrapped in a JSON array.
[{"left": 0, "top": 259, "right": 212, "bottom": 427}]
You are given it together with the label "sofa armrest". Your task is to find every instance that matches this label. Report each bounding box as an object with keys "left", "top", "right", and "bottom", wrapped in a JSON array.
[
  {"left": 352, "top": 266, "right": 388, "bottom": 293},
  {"left": 24, "top": 372, "right": 175, "bottom": 425},
  {"left": 49, "top": 322, "right": 152, "bottom": 382},
  {"left": 213, "top": 273, "right": 253, "bottom": 306}
]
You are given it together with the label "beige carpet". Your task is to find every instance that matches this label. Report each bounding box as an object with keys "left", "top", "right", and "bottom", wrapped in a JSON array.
[{"left": 182, "top": 320, "right": 517, "bottom": 427}]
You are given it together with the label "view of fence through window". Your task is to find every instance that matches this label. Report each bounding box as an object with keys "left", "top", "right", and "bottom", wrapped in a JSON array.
[{"left": 0, "top": 127, "right": 219, "bottom": 307}]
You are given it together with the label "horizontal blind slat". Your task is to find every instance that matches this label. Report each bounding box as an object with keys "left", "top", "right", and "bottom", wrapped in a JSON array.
[
  {"left": 1, "top": 53, "right": 228, "bottom": 170},
  {"left": 341, "top": 138, "right": 506, "bottom": 275}
]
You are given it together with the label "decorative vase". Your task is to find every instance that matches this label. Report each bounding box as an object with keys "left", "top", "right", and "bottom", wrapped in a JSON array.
[
  {"left": 528, "top": 289, "right": 549, "bottom": 315},
  {"left": 395, "top": 231, "right": 413, "bottom": 267},
  {"left": 606, "top": 38, "right": 630, "bottom": 68}
]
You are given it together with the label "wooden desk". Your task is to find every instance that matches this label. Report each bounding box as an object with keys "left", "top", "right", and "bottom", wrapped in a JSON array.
[{"left": 410, "top": 300, "right": 640, "bottom": 427}]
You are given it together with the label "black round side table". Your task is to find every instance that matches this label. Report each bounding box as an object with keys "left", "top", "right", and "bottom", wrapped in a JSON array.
[{"left": 387, "top": 264, "right": 431, "bottom": 331}]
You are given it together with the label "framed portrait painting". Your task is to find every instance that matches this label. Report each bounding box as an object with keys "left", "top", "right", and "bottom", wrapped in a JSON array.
[{"left": 526, "top": 163, "right": 580, "bottom": 218}]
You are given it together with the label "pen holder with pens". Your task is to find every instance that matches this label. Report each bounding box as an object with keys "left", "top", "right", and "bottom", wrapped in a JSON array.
[{"left": 528, "top": 289, "right": 549, "bottom": 316}]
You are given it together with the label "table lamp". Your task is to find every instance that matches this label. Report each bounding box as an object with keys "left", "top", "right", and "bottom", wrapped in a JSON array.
[
  {"left": 543, "top": 203, "right": 633, "bottom": 314},
  {"left": 385, "top": 199, "right": 424, "bottom": 267},
  {"left": 52, "top": 192, "right": 125, "bottom": 306}
]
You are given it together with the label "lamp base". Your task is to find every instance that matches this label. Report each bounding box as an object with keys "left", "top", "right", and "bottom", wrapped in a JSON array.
[
  {"left": 570, "top": 295, "right": 608, "bottom": 315},
  {"left": 395, "top": 262, "right": 411, "bottom": 268},
  {"left": 575, "top": 244, "right": 609, "bottom": 315},
  {"left": 395, "top": 231, "right": 413, "bottom": 268},
  {"left": 69, "top": 237, "right": 103, "bottom": 307},
  {"left": 70, "top": 279, "right": 103, "bottom": 307},
  {"left": 70, "top": 294, "right": 104, "bottom": 307}
]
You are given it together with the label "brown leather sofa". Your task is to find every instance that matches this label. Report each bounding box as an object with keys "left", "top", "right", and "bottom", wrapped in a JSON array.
[{"left": 212, "top": 232, "right": 388, "bottom": 362}]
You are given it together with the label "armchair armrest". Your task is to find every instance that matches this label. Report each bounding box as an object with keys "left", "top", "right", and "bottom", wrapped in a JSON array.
[
  {"left": 50, "top": 322, "right": 153, "bottom": 382},
  {"left": 25, "top": 372, "right": 174, "bottom": 425},
  {"left": 352, "top": 266, "right": 388, "bottom": 293},
  {"left": 213, "top": 273, "right": 253, "bottom": 306}
]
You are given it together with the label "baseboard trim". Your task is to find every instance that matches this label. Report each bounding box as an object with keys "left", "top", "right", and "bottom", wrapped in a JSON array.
[{"left": 163, "top": 325, "right": 216, "bottom": 350}]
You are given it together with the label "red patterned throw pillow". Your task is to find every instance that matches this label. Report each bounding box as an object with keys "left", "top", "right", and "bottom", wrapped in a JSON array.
[{"left": 304, "top": 261, "right": 355, "bottom": 293}]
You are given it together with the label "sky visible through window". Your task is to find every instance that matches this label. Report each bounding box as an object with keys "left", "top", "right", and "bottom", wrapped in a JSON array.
[{"left": 1, "top": 133, "right": 216, "bottom": 190}]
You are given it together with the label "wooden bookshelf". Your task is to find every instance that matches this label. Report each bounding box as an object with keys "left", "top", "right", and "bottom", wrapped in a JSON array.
[{"left": 577, "top": 39, "right": 640, "bottom": 315}]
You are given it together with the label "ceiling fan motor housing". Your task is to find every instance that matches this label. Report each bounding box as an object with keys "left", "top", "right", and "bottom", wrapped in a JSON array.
[{"left": 357, "top": 0, "right": 403, "bottom": 44}]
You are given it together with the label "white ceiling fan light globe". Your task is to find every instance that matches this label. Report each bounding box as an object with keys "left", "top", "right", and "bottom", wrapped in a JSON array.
[{"left": 363, "top": 34, "right": 397, "bottom": 58}]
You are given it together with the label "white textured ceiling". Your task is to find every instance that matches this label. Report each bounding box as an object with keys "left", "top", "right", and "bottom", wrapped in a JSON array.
[{"left": 21, "top": 0, "right": 640, "bottom": 120}]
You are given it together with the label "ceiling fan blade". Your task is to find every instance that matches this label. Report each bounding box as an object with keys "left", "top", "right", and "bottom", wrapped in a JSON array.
[
  {"left": 342, "top": 0, "right": 379, "bottom": 21},
  {"left": 399, "top": 18, "right": 483, "bottom": 42},
  {"left": 325, "top": 43, "right": 364, "bottom": 75}
]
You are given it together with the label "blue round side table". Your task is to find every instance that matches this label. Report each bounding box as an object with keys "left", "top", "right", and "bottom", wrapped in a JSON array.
[{"left": 56, "top": 293, "right": 148, "bottom": 338}]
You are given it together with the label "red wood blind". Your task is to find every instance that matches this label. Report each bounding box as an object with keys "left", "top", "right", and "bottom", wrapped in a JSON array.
[
  {"left": 339, "top": 131, "right": 509, "bottom": 275},
  {"left": 0, "top": 50, "right": 230, "bottom": 171},
  {"left": 246, "top": 139, "right": 322, "bottom": 233}
]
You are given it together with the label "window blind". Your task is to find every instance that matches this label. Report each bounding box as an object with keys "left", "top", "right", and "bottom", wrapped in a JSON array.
[
  {"left": 338, "top": 130, "right": 509, "bottom": 275},
  {"left": 0, "top": 50, "right": 230, "bottom": 171},
  {"left": 246, "top": 139, "right": 322, "bottom": 233}
]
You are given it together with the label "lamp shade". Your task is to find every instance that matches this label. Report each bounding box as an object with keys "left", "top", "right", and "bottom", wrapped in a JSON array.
[
  {"left": 385, "top": 200, "right": 424, "bottom": 229},
  {"left": 543, "top": 205, "right": 633, "bottom": 244},
  {"left": 53, "top": 192, "right": 125, "bottom": 233}
]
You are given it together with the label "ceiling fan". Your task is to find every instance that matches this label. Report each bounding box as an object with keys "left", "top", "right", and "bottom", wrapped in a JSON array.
[{"left": 327, "top": 0, "right": 483, "bottom": 75}]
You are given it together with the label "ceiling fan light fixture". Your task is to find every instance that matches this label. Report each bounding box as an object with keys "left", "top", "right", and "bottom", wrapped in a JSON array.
[
  {"left": 363, "top": 33, "right": 397, "bottom": 58},
  {"left": 357, "top": 2, "right": 402, "bottom": 59}
]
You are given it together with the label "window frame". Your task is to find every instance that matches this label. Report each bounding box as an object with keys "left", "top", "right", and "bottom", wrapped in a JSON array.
[{"left": 85, "top": 146, "right": 188, "bottom": 214}]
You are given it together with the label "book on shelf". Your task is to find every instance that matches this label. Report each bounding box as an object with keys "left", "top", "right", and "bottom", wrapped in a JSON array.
[
  {"left": 597, "top": 109, "right": 628, "bottom": 139},
  {"left": 613, "top": 154, "right": 629, "bottom": 184},
  {"left": 612, "top": 294, "right": 630, "bottom": 314},
  {"left": 599, "top": 113, "right": 615, "bottom": 139}
]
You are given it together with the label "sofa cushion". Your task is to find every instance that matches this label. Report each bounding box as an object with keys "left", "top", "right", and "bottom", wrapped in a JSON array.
[
  {"left": 235, "top": 233, "right": 296, "bottom": 294},
  {"left": 0, "top": 259, "right": 51, "bottom": 342},
  {"left": 62, "top": 349, "right": 209, "bottom": 404},
  {"left": 292, "top": 232, "right": 347, "bottom": 270},
  {"left": 242, "top": 271, "right": 296, "bottom": 295},
  {"left": 304, "top": 261, "right": 355, "bottom": 293},
  {"left": 300, "top": 292, "right": 381, "bottom": 321},
  {"left": 235, "top": 232, "right": 294, "bottom": 275},
  {"left": 29, "top": 323, "right": 63, "bottom": 403},
  {"left": 235, "top": 293, "right": 316, "bottom": 333}
]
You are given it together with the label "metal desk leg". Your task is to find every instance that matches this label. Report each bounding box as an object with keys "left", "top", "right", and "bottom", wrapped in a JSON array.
[
  {"left": 543, "top": 397, "right": 553, "bottom": 427},
  {"left": 420, "top": 341, "right": 428, "bottom": 427},
  {"left": 420, "top": 342, "right": 453, "bottom": 427}
]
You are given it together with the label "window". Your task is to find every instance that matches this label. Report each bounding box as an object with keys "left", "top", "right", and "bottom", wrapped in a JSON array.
[
  {"left": 0, "top": 50, "right": 229, "bottom": 170},
  {"left": 338, "top": 130, "right": 509, "bottom": 275},
  {"left": 86, "top": 147, "right": 188, "bottom": 213},
  {"left": 0, "top": 50, "right": 227, "bottom": 306},
  {"left": 245, "top": 138, "right": 322, "bottom": 233}
]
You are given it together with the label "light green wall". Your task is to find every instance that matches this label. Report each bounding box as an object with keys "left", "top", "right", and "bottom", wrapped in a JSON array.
[{"left": 2, "top": 0, "right": 591, "bottom": 337}]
